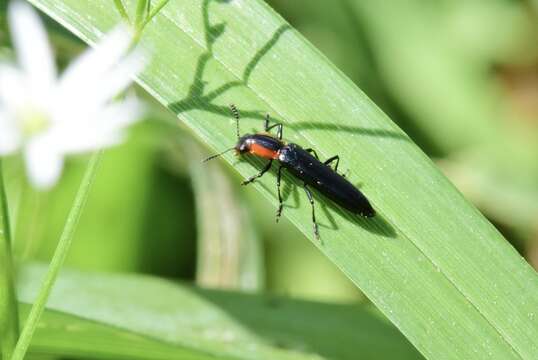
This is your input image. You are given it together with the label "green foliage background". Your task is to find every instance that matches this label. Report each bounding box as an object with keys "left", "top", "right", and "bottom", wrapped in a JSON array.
[{"left": 1, "top": 0, "right": 537, "bottom": 359}]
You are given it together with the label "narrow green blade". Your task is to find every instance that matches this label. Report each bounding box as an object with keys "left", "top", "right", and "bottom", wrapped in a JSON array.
[
  {"left": 19, "top": 265, "right": 421, "bottom": 360},
  {"left": 23, "top": 305, "right": 226, "bottom": 360}
]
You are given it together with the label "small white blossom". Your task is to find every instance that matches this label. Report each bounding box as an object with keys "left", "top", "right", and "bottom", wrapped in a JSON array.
[{"left": 0, "top": 1, "right": 145, "bottom": 188}]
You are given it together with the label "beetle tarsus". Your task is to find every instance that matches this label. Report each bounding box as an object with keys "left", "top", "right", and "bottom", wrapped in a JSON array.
[{"left": 303, "top": 184, "right": 320, "bottom": 241}]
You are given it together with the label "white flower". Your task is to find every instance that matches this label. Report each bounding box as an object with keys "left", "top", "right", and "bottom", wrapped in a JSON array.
[{"left": 0, "top": 1, "right": 145, "bottom": 189}]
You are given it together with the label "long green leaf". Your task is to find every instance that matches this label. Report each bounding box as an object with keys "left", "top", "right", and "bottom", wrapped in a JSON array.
[
  {"left": 27, "top": 0, "right": 538, "bottom": 359},
  {"left": 18, "top": 264, "right": 421, "bottom": 360},
  {"left": 22, "top": 305, "right": 225, "bottom": 360}
]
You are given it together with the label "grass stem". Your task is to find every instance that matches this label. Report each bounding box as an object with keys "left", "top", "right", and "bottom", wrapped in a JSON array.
[
  {"left": 0, "top": 160, "right": 19, "bottom": 360},
  {"left": 10, "top": 152, "right": 102, "bottom": 360}
]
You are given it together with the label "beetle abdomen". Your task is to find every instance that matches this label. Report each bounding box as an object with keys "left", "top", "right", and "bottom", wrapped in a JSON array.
[{"left": 279, "top": 144, "right": 375, "bottom": 217}]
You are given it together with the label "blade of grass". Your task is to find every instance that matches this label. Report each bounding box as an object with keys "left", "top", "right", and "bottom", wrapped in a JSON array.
[
  {"left": 10, "top": 152, "right": 101, "bottom": 360},
  {"left": 18, "top": 264, "right": 422, "bottom": 360},
  {"left": 142, "top": 0, "right": 170, "bottom": 28},
  {"left": 0, "top": 160, "right": 19, "bottom": 360},
  {"left": 27, "top": 1, "right": 538, "bottom": 359},
  {"left": 21, "top": 304, "right": 231, "bottom": 360},
  {"left": 134, "top": 0, "right": 148, "bottom": 29}
]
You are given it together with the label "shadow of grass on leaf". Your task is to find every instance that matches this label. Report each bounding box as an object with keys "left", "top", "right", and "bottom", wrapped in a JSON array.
[{"left": 167, "top": 0, "right": 407, "bottom": 141}]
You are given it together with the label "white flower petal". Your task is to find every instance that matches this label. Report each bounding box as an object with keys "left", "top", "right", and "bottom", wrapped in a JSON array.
[
  {"left": 52, "top": 50, "right": 144, "bottom": 126},
  {"left": 0, "top": 106, "right": 21, "bottom": 154},
  {"left": 57, "top": 27, "right": 133, "bottom": 102},
  {"left": 53, "top": 28, "right": 142, "bottom": 125},
  {"left": 0, "top": 64, "right": 29, "bottom": 110},
  {"left": 8, "top": 1, "right": 57, "bottom": 99},
  {"left": 98, "top": 95, "right": 144, "bottom": 129},
  {"left": 24, "top": 136, "right": 64, "bottom": 189},
  {"left": 85, "top": 50, "right": 145, "bottom": 111},
  {"left": 51, "top": 95, "right": 143, "bottom": 153}
]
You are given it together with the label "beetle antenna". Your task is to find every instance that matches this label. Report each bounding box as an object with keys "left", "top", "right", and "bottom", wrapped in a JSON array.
[
  {"left": 230, "top": 104, "right": 240, "bottom": 139},
  {"left": 203, "top": 147, "right": 235, "bottom": 163}
]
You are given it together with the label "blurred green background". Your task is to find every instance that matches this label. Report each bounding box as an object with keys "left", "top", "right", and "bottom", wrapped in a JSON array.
[{"left": 1, "top": 0, "right": 537, "bottom": 307}]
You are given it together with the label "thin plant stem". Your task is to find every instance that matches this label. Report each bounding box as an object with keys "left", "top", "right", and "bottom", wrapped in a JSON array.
[
  {"left": 132, "top": 0, "right": 170, "bottom": 44},
  {"left": 134, "top": 0, "right": 149, "bottom": 29},
  {"left": 142, "top": 0, "right": 170, "bottom": 28},
  {"left": 10, "top": 152, "right": 102, "bottom": 360},
  {"left": 0, "top": 160, "right": 19, "bottom": 360},
  {"left": 113, "top": 0, "right": 131, "bottom": 24}
]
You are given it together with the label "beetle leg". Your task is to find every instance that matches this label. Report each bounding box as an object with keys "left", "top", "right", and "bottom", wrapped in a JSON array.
[
  {"left": 304, "top": 148, "right": 320, "bottom": 160},
  {"left": 242, "top": 160, "right": 272, "bottom": 185},
  {"left": 264, "top": 113, "right": 283, "bottom": 140},
  {"left": 324, "top": 155, "right": 340, "bottom": 172},
  {"left": 303, "top": 184, "right": 320, "bottom": 241},
  {"left": 276, "top": 165, "right": 284, "bottom": 222}
]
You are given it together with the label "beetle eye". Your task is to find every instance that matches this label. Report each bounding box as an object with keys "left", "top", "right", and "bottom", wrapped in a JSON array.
[{"left": 236, "top": 143, "right": 246, "bottom": 153}]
